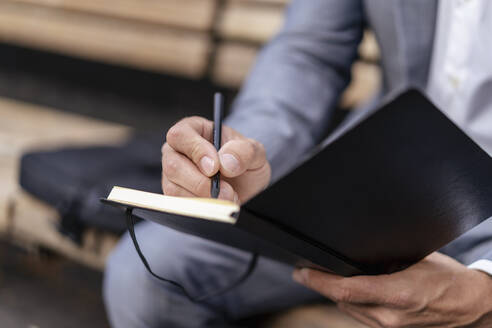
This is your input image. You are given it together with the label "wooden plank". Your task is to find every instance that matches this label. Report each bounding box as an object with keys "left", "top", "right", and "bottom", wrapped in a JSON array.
[
  {"left": 217, "top": 1, "right": 285, "bottom": 43},
  {"left": 235, "top": 0, "right": 289, "bottom": 4},
  {"left": 0, "top": 1, "right": 211, "bottom": 78},
  {"left": 0, "top": 98, "right": 130, "bottom": 157},
  {"left": 9, "top": 191, "right": 118, "bottom": 270},
  {"left": 340, "top": 61, "right": 382, "bottom": 109},
  {"left": 213, "top": 42, "right": 381, "bottom": 110},
  {"left": 9, "top": 0, "right": 217, "bottom": 31},
  {"left": 212, "top": 42, "right": 258, "bottom": 87},
  {"left": 0, "top": 157, "right": 17, "bottom": 234},
  {"left": 219, "top": 1, "right": 379, "bottom": 63},
  {"left": 265, "top": 304, "right": 368, "bottom": 328},
  {"left": 359, "top": 30, "right": 380, "bottom": 63}
]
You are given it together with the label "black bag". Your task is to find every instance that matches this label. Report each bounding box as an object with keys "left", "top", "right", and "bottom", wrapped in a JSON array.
[{"left": 19, "top": 133, "right": 164, "bottom": 242}]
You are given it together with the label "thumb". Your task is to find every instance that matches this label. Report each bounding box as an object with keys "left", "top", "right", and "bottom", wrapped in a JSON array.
[{"left": 218, "top": 139, "right": 266, "bottom": 178}]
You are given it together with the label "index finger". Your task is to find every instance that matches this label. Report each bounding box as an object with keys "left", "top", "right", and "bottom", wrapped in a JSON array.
[
  {"left": 293, "top": 269, "right": 405, "bottom": 306},
  {"left": 166, "top": 116, "right": 219, "bottom": 177}
]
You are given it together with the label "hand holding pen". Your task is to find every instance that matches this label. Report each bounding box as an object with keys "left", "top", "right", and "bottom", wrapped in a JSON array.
[{"left": 161, "top": 93, "right": 272, "bottom": 204}]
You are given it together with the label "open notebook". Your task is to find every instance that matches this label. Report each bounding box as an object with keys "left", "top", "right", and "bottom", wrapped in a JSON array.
[{"left": 103, "top": 89, "right": 492, "bottom": 276}]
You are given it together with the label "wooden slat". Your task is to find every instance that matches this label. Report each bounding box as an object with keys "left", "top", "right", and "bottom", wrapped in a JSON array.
[
  {"left": 0, "top": 1, "right": 211, "bottom": 78},
  {"left": 265, "top": 304, "right": 368, "bottom": 328},
  {"left": 212, "top": 42, "right": 258, "bottom": 87},
  {"left": 217, "top": 1, "right": 285, "bottom": 43},
  {"left": 213, "top": 42, "right": 381, "bottom": 111},
  {"left": 235, "top": 0, "right": 289, "bottom": 4},
  {"left": 0, "top": 98, "right": 130, "bottom": 157},
  {"left": 9, "top": 0, "right": 217, "bottom": 31},
  {"left": 340, "top": 62, "right": 381, "bottom": 109},
  {"left": 0, "top": 157, "right": 17, "bottom": 233},
  {"left": 9, "top": 191, "right": 118, "bottom": 270},
  {"left": 218, "top": 3, "right": 380, "bottom": 65},
  {"left": 359, "top": 30, "right": 380, "bottom": 63}
]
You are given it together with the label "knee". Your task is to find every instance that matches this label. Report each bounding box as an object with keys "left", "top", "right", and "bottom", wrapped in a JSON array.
[
  {"left": 102, "top": 223, "right": 207, "bottom": 327},
  {"left": 103, "top": 232, "right": 152, "bottom": 327},
  {"left": 103, "top": 232, "right": 139, "bottom": 306},
  {"left": 104, "top": 221, "right": 182, "bottom": 300}
]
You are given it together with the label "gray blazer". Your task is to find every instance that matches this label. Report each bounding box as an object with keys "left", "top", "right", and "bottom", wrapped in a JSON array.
[{"left": 225, "top": 0, "right": 492, "bottom": 266}]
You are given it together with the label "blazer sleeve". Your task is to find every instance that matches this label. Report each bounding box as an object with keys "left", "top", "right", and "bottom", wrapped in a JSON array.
[
  {"left": 224, "top": 0, "right": 364, "bottom": 182},
  {"left": 440, "top": 217, "right": 492, "bottom": 266}
]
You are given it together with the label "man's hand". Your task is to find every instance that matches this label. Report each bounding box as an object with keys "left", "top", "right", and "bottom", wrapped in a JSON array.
[
  {"left": 293, "top": 253, "right": 492, "bottom": 327},
  {"left": 162, "top": 116, "right": 271, "bottom": 204}
]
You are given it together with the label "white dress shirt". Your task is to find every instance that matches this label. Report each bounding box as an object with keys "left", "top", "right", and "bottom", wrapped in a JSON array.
[{"left": 427, "top": 0, "right": 492, "bottom": 276}]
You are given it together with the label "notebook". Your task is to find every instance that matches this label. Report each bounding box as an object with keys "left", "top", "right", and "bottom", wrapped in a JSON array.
[{"left": 102, "top": 89, "right": 492, "bottom": 276}]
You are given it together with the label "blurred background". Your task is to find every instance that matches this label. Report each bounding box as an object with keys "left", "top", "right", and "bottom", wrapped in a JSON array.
[{"left": 0, "top": 0, "right": 380, "bottom": 326}]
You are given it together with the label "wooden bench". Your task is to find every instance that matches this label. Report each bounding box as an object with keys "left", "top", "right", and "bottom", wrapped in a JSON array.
[
  {"left": 213, "top": 0, "right": 381, "bottom": 108},
  {"left": 0, "top": 0, "right": 215, "bottom": 78},
  {"left": 0, "top": 0, "right": 380, "bottom": 108}
]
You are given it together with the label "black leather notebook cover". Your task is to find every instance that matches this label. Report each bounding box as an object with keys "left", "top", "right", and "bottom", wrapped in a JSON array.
[{"left": 112, "top": 89, "right": 492, "bottom": 276}]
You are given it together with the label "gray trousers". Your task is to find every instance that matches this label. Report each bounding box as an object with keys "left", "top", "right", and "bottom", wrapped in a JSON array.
[{"left": 103, "top": 221, "right": 323, "bottom": 328}]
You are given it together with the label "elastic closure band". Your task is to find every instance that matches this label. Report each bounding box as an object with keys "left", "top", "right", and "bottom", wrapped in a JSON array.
[{"left": 125, "top": 208, "right": 258, "bottom": 302}]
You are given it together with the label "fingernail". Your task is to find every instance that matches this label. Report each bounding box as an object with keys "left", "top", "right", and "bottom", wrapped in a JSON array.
[
  {"left": 233, "top": 192, "right": 239, "bottom": 204},
  {"left": 200, "top": 156, "right": 215, "bottom": 175},
  {"left": 293, "top": 268, "right": 308, "bottom": 283},
  {"left": 220, "top": 154, "right": 240, "bottom": 174}
]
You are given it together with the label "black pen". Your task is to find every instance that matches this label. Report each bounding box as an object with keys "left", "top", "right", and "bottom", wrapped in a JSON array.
[{"left": 211, "top": 92, "right": 223, "bottom": 198}]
